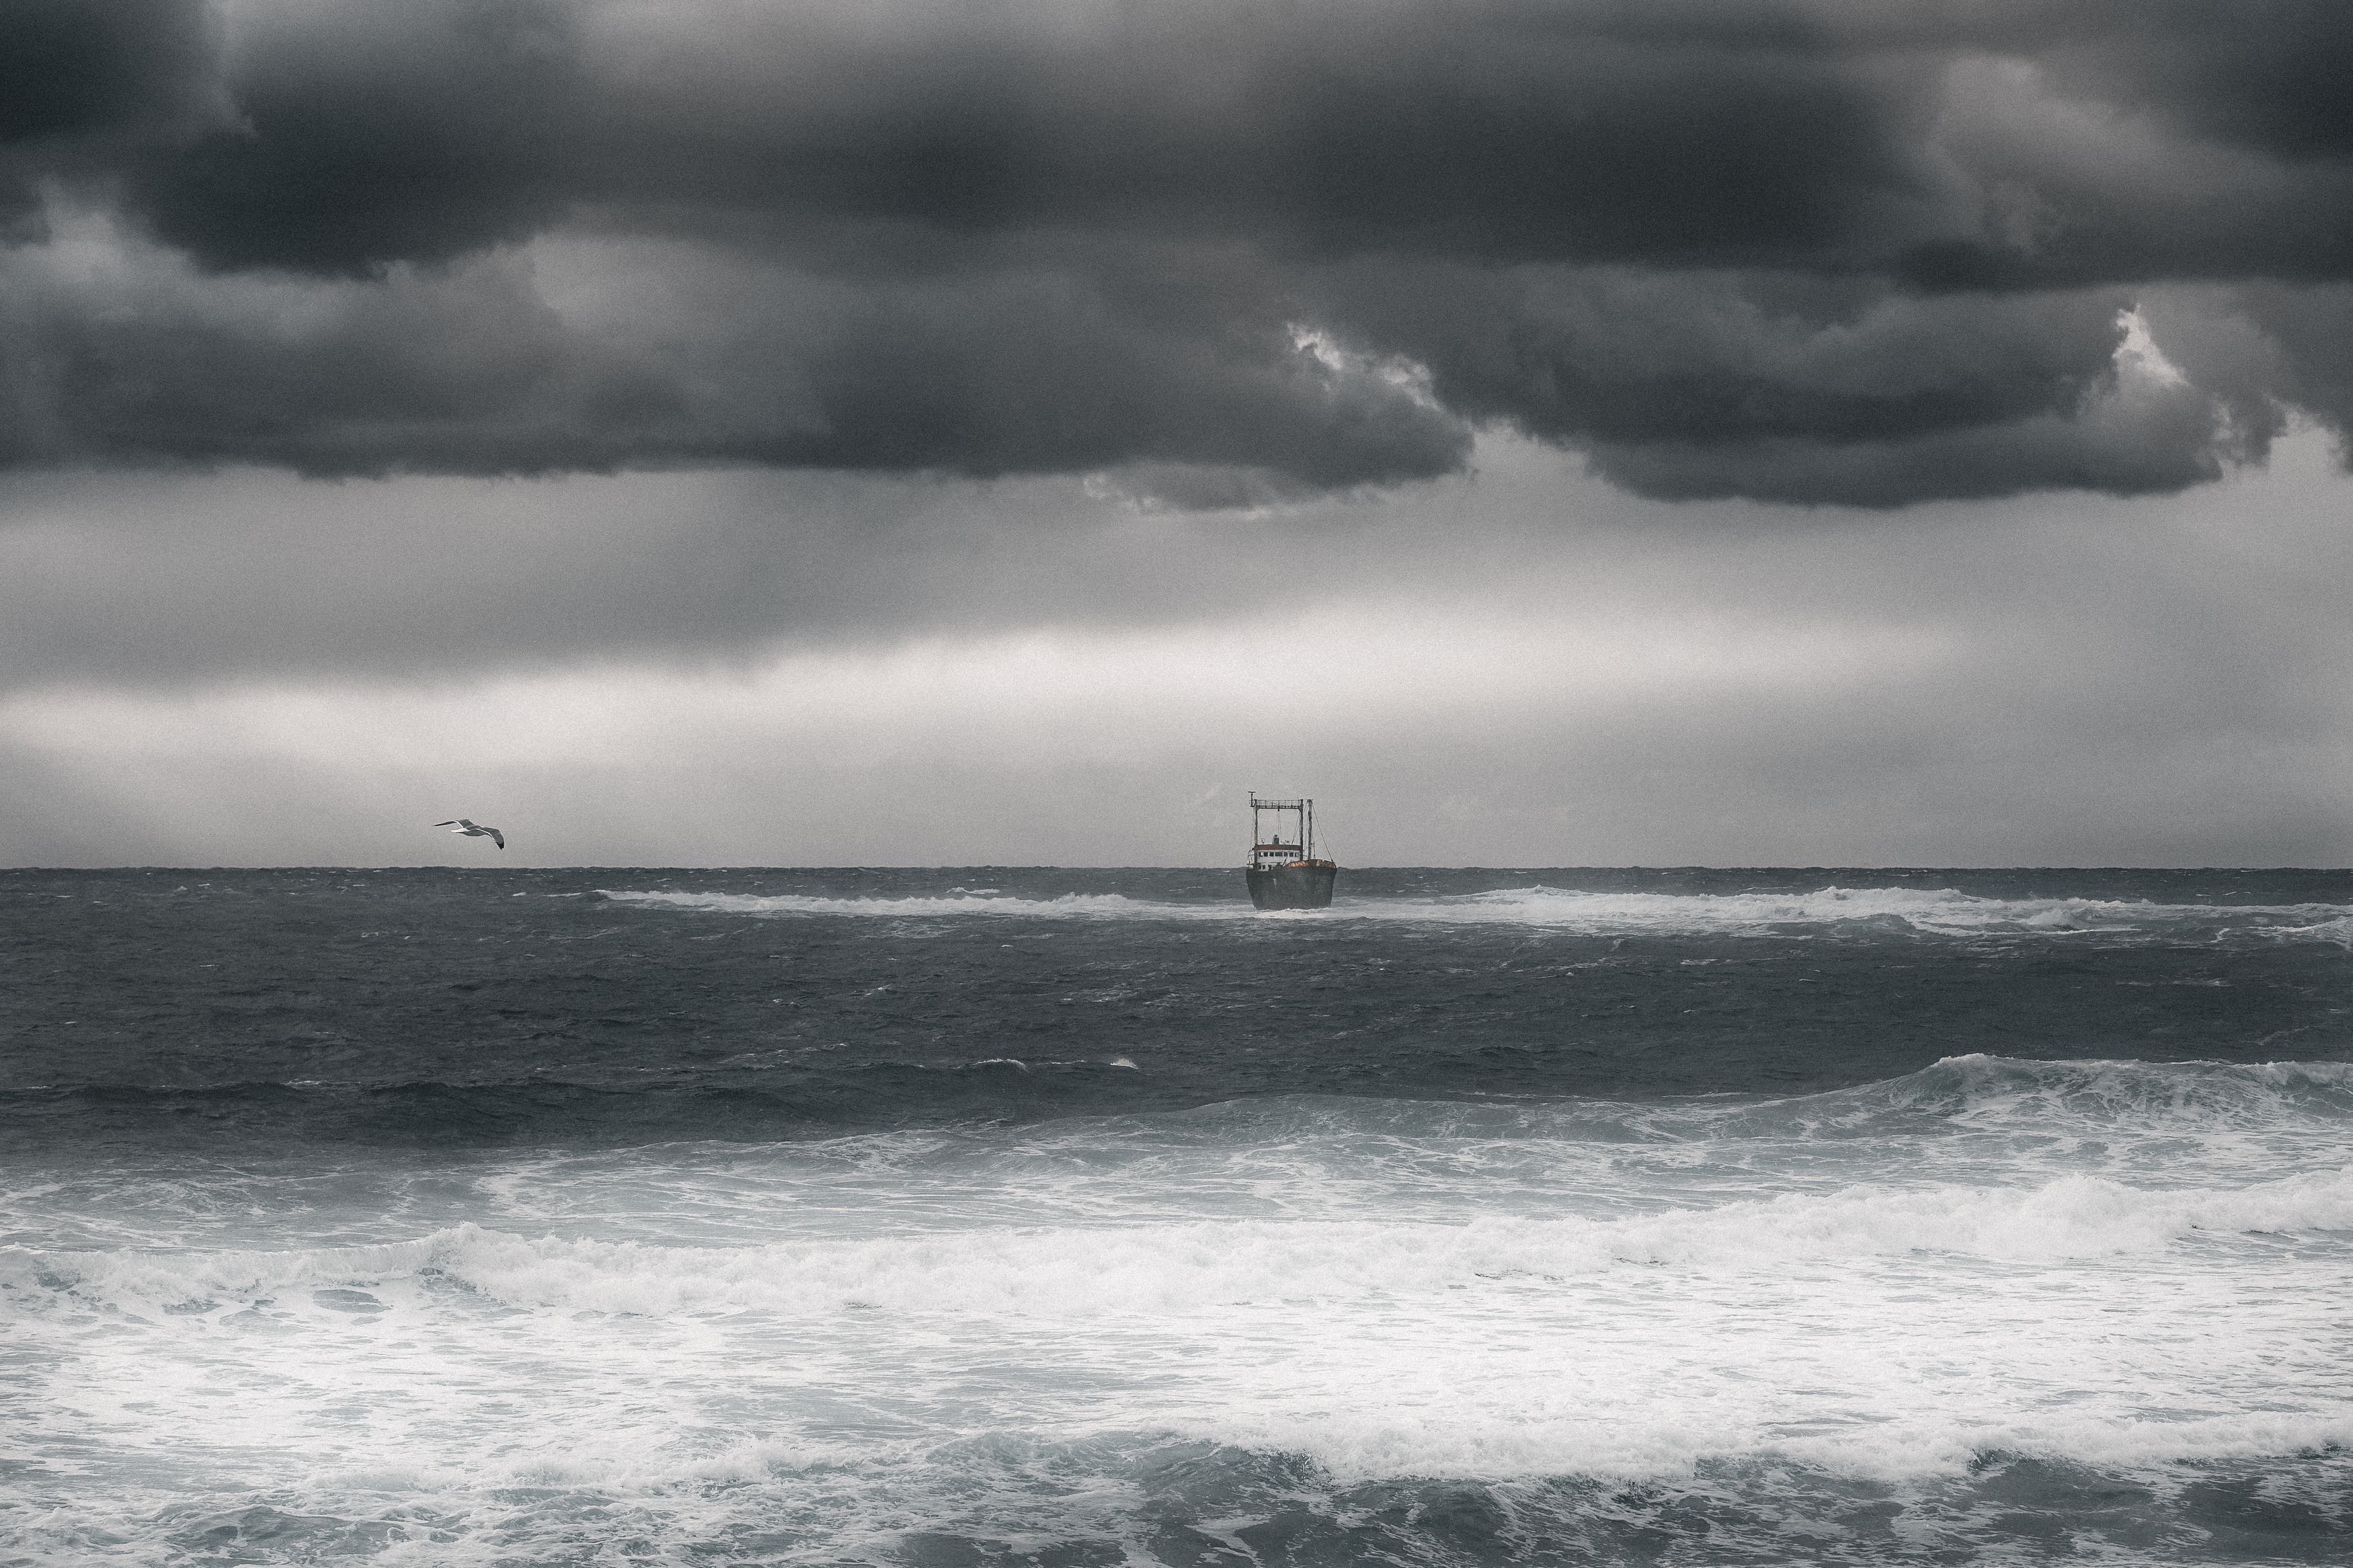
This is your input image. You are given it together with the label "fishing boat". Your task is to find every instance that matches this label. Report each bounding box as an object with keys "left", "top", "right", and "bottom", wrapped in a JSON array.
[{"left": 1245, "top": 794, "right": 1337, "bottom": 909}]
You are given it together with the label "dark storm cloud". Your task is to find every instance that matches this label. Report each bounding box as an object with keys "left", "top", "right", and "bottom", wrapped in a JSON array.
[
  {"left": 0, "top": 0, "right": 219, "bottom": 237},
  {"left": 124, "top": 3, "right": 1928, "bottom": 276},
  {"left": 7, "top": 0, "right": 2353, "bottom": 505},
  {"left": 0, "top": 229, "right": 1466, "bottom": 482},
  {"left": 0, "top": 0, "right": 216, "bottom": 145},
  {"left": 2230, "top": 284, "right": 2353, "bottom": 443},
  {"left": 1320, "top": 269, "right": 2134, "bottom": 447}
]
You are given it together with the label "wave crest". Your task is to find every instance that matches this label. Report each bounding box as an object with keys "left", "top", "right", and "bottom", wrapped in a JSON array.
[
  {"left": 1748, "top": 1054, "right": 2353, "bottom": 1137},
  {"left": 13, "top": 1163, "right": 2348, "bottom": 1322},
  {"left": 600, "top": 882, "right": 2353, "bottom": 941}
]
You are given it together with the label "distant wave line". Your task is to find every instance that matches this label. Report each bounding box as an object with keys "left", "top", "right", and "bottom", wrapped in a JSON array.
[{"left": 598, "top": 884, "right": 2353, "bottom": 941}]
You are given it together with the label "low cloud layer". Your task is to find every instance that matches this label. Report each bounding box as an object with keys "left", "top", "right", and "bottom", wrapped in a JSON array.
[
  {"left": 4, "top": 1, "right": 2353, "bottom": 506},
  {"left": 9, "top": 431, "right": 2353, "bottom": 866}
]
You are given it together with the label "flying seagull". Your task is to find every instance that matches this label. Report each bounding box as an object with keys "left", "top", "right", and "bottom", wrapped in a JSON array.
[{"left": 434, "top": 819, "right": 506, "bottom": 849}]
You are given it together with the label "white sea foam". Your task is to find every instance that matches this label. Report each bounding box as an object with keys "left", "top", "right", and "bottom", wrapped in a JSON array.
[
  {"left": 14, "top": 1163, "right": 2348, "bottom": 1322},
  {"left": 10, "top": 1061, "right": 2353, "bottom": 1563},
  {"left": 601, "top": 882, "right": 2353, "bottom": 941},
  {"left": 9, "top": 1181, "right": 2351, "bottom": 1546},
  {"left": 1347, "top": 884, "right": 2353, "bottom": 938}
]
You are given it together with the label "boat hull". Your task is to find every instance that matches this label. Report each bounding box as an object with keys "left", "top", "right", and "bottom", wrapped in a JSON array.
[{"left": 1246, "top": 861, "right": 1337, "bottom": 910}]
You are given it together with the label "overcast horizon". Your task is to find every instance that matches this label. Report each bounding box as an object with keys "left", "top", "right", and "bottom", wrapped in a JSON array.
[{"left": 8, "top": 1, "right": 2353, "bottom": 868}]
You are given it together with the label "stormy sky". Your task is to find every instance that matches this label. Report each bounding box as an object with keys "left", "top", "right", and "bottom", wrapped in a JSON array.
[{"left": 5, "top": 0, "right": 2353, "bottom": 865}]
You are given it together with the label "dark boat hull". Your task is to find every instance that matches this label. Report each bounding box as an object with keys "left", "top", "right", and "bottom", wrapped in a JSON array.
[{"left": 1246, "top": 862, "right": 1337, "bottom": 910}]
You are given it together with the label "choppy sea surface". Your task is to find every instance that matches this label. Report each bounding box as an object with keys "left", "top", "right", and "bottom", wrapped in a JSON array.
[{"left": 3, "top": 866, "right": 2351, "bottom": 1565}]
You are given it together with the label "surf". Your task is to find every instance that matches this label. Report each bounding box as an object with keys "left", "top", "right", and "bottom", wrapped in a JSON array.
[{"left": 599, "top": 880, "right": 2353, "bottom": 944}]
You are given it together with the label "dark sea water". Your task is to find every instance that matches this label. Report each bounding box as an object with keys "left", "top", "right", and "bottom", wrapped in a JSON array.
[{"left": 4, "top": 867, "right": 2351, "bottom": 1565}]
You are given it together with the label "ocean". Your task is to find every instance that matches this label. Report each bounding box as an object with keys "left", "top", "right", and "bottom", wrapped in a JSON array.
[{"left": 3, "top": 866, "right": 2350, "bottom": 1565}]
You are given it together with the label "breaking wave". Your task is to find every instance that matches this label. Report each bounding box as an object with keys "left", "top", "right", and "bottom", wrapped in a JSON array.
[
  {"left": 1695, "top": 1053, "right": 2353, "bottom": 1138},
  {"left": 1363, "top": 884, "right": 2353, "bottom": 938},
  {"left": 602, "top": 883, "right": 2353, "bottom": 942},
  {"left": 15, "top": 1162, "right": 2348, "bottom": 1323},
  {"left": 10, "top": 1061, "right": 2351, "bottom": 1563}
]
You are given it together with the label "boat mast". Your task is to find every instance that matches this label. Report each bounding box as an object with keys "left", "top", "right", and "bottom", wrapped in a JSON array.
[{"left": 1250, "top": 794, "right": 1316, "bottom": 861}]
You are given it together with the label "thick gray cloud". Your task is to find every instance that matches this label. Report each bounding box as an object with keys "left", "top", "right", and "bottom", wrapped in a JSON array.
[{"left": 5, "top": 1, "right": 2353, "bottom": 504}]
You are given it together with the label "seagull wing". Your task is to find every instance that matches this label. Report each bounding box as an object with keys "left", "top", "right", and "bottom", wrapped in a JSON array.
[
  {"left": 487, "top": 828, "right": 506, "bottom": 849},
  {"left": 434, "top": 820, "right": 459, "bottom": 826}
]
